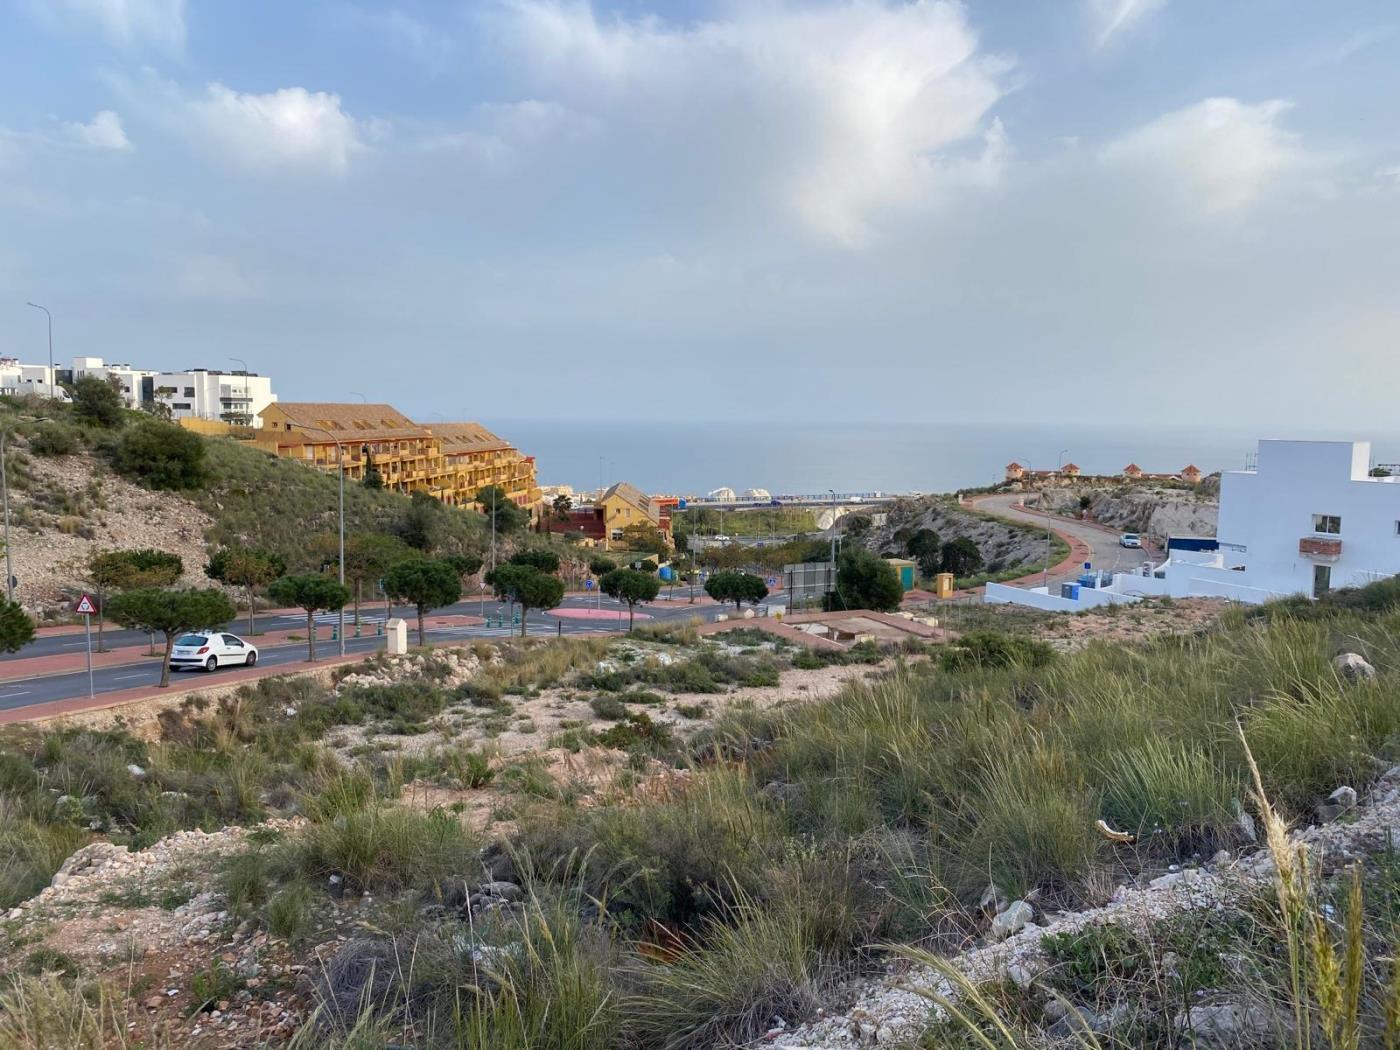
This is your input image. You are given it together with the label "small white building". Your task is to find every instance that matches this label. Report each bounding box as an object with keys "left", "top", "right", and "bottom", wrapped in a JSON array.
[
  {"left": 986, "top": 438, "right": 1400, "bottom": 611},
  {"left": 70, "top": 356, "right": 156, "bottom": 409},
  {"left": 0, "top": 358, "right": 65, "bottom": 400}
]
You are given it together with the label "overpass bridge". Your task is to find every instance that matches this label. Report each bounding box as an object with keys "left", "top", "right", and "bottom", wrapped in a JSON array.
[{"left": 673, "top": 491, "right": 912, "bottom": 510}]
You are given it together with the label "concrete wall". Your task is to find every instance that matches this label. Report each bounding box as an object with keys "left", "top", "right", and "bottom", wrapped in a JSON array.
[{"left": 985, "top": 581, "right": 1139, "bottom": 611}]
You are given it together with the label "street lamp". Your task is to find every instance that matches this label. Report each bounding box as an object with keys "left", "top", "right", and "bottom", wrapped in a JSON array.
[
  {"left": 25, "top": 303, "right": 53, "bottom": 400},
  {"left": 1045, "top": 449, "right": 1069, "bottom": 591},
  {"left": 290, "top": 422, "right": 346, "bottom": 657},
  {"left": 229, "top": 357, "right": 249, "bottom": 425},
  {"left": 1, "top": 417, "right": 47, "bottom": 604}
]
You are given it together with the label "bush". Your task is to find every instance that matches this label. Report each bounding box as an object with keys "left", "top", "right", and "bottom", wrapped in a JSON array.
[
  {"left": 26, "top": 421, "right": 80, "bottom": 457},
  {"left": 292, "top": 802, "right": 476, "bottom": 896},
  {"left": 940, "top": 630, "right": 1055, "bottom": 671},
  {"left": 113, "top": 420, "right": 209, "bottom": 490}
]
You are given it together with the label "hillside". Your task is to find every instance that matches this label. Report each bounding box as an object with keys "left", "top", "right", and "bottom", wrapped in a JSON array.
[
  {"left": 859, "top": 495, "right": 1061, "bottom": 579},
  {"left": 0, "top": 399, "right": 497, "bottom": 613},
  {"left": 6, "top": 580, "right": 1397, "bottom": 1047},
  {"left": 1037, "top": 480, "right": 1219, "bottom": 543}
]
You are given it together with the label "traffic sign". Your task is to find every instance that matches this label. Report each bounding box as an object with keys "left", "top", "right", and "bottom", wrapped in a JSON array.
[
  {"left": 585, "top": 579, "right": 594, "bottom": 591},
  {"left": 75, "top": 593, "right": 98, "bottom": 616}
]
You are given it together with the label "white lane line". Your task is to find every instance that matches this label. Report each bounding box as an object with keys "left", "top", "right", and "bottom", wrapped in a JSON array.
[
  {"left": 113, "top": 674, "right": 147, "bottom": 681},
  {"left": 0, "top": 690, "right": 31, "bottom": 698},
  {"left": 61, "top": 642, "right": 86, "bottom": 648}
]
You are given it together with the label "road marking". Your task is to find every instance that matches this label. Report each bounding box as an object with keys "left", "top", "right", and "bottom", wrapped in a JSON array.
[
  {"left": 0, "top": 690, "right": 30, "bottom": 698},
  {"left": 61, "top": 642, "right": 86, "bottom": 648},
  {"left": 113, "top": 674, "right": 147, "bottom": 681}
]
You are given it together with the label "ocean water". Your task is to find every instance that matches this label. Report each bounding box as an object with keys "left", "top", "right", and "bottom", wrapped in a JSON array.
[{"left": 498, "top": 420, "right": 1400, "bottom": 497}]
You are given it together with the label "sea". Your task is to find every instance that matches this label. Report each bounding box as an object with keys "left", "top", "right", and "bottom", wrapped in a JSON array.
[{"left": 497, "top": 420, "right": 1400, "bottom": 497}]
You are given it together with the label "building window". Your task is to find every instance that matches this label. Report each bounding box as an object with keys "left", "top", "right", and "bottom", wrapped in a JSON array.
[
  {"left": 1312, "top": 514, "right": 1342, "bottom": 535},
  {"left": 183, "top": 387, "right": 195, "bottom": 397},
  {"left": 1395, "top": 521, "right": 1400, "bottom": 537},
  {"left": 173, "top": 403, "right": 191, "bottom": 410}
]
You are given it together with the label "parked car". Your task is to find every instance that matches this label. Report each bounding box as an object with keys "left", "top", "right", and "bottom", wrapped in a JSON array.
[
  {"left": 1119, "top": 533, "right": 1142, "bottom": 548},
  {"left": 170, "top": 631, "right": 259, "bottom": 673}
]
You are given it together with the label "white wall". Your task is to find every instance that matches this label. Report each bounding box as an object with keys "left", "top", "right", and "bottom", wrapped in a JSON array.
[
  {"left": 985, "top": 581, "right": 1140, "bottom": 611},
  {"left": 1216, "top": 440, "right": 1400, "bottom": 598}
]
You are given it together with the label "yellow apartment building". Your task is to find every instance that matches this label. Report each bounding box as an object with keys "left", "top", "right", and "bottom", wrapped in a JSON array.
[
  {"left": 423, "top": 421, "right": 541, "bottom": 510},
  {"left": 255, "top": 403, "right": 539, "bottom": 511}
]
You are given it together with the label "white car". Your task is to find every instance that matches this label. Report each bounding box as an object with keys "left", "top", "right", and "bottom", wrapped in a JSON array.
[
  {"left": 1119, "top": 533, "right": 1142, "bottom": 549},
  {"left": 170, "top": 631, "right": 259, "bottom": 672}
]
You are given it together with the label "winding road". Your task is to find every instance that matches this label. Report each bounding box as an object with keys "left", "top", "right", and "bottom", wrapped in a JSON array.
[{"left": 971, "top": 492, "right": 1156, "bottom": 586}]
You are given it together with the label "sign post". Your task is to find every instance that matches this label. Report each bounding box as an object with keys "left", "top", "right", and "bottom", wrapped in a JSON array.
[{"left": 74, "top": 593, "right": 97, "bottom": 698}]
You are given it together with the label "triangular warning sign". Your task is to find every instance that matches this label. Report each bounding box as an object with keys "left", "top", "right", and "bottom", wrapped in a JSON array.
[{"left": 75, "top": 594, "right": 98, "bottom": 615}]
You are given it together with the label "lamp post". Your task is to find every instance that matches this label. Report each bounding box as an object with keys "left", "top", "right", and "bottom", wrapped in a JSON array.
[
  {"left": 291, "top": 423, "right": 345, "bottom": 657},
  {"left": 1, "top": 418, "right": 46, "bottom": 603},
  {"left": 1045, "top": 449, "right": 1069, "bottom": 592},
  {"left": 828, "top": 488, "right": 838, "bottom": 609},
  {"left": 25, "top": 303, "right": 53, "bottom": 400},
  {"left": 228, "top": 357, "right": 249, "bottom": 425}
]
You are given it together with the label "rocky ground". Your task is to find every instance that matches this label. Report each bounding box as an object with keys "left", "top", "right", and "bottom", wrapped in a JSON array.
[
  {"left": 6, "top": 448, "right": 214, "bottom": 615},
  {"left": 1035, "top": 482, "right": 1218, "bottom": 545},
  {"left": 935, "top": 596, "right": 1228, "bottom": 652},
  {"left": 859, "top": 497, "right": 1047, "bottom": 576},
  {"left": 777, "top": 757, "right": 1400, "bottom": 1048}
]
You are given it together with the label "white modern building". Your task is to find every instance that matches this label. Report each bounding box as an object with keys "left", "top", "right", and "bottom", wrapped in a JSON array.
[
  {"left": 54, "top": 357, "right": 276, "bottom": 427},
  {"left": 149, "top": 368, "right": 276, "bottom": 428},
  {"left": 986, "top": 439, "right": 1400, "bottom": 611},
  {"left": 0, "top": 358, "right": 65, "bottom": 400}
]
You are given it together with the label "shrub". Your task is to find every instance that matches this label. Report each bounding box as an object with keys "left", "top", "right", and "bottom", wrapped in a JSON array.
[
  {"left": 589, "top": 695, "right": 628, "bottom": 721},
  {"left": 113, "top": 420, "right": 209, "bottom": 490},
  {"left": 292, "top": 803, "right": 476, "bottom": 896},
  {"left": 26, "top": 421, "right": 80, "bottom": 457},
  {"left": 266, "top": 881, "right": 315, "bottom": 941},
  {"left": 940, "top": 630, "right": 1055, "bottom": 671}
]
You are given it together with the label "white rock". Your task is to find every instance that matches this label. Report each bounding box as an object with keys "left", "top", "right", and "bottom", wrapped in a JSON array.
[
  {"left": 989, "top": 900, "right": 1033, "bottom": 940},
  {"left": 1332, "top": 652, "right": 1376, "bottom": 682}
]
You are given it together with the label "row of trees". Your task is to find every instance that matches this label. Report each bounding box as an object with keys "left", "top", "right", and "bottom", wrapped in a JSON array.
[{"left": 905, "top": 528, "right": 983, "bottom": 579}]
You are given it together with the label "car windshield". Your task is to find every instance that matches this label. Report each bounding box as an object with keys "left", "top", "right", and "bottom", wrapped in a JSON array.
[{"left": 176, "top": 634, "right": 207, "bottom": 646}]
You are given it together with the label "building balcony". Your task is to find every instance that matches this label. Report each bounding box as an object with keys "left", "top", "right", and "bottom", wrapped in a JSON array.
[{"left": 1299, "top": 537, "right": 1342, "bottom": 560}]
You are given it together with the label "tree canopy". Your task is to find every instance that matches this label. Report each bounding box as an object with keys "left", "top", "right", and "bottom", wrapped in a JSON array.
[
  {"left": 71, "top": 376, "right": 125, "bottom": 428},
  {"left": 510, "top": 548, "right": 561, "bottom": 574},
  {"left": 269, "top": 574, "right": 351, "bottom": 662},
  {"left": 906, "top": 529, "right": 942, "bottom": 577},
  {"left": 940, "top": 536, "right": 984, "bottom": 578},
  {"left": 85, "top": 547, "right": 184, "bottom": 651},
  {"left": 206, "top": 546, "right": 285, "bottom": 635},
  {"left": 589, "top": 556, "right": 618, "bottom": 577},
  {"left": 619, "top": 521, "right": 668, "bottom": 555},
  {"left": 384, "top": 558, "right": 462, "bottom": 646},
  {"left": 827, "top": 548, "right": 902, "bottom": 613},
  {"left": 704, "top": 570, "right": 769, "bottom": 610},
  {"left": 0, "top": 599, "right": 35, "bottom": 653},
  {"left": 475, "top": 485, "right": 529, "bottom": 535},
  {"left": 106, "top": 587, "right": 236, "bottom": 687},
  {"left": 600, "top": 567, "right": 660, "bottom": 629},
  {"left": 485, "top": 562, "right": 564, "bottom": 637},
  {"left": 400, "top": 490, "right": 447, "bottom": 552}
]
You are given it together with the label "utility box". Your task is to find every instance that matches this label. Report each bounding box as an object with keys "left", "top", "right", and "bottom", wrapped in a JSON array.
[
  {"left": 933, "top": 573, "right": 955, "bottom": 599},
  {"left": 385, "top": 617, "right": 409, "bottom": 655},
  {"left": 884, "top": 558, "right": 917, "bottom": 592}
]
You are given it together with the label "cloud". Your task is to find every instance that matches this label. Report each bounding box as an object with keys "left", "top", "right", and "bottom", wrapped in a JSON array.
[
  {"left": 489, "top": 0, "right": 1011, "bottom": 245},
  {"left": 1099, "top": 97, "right": 1309, "bottom": 212},
  {"left": 176, "top": 252, "right": 260, "bottom": 300},
  {"left": 64, "top": 110, "right": 132, "bottom": 151},
  {"left": 43, "top": 0, "right": 186, "bottom": 51},
  {"left": 185, "top": 84, "right": 365, "bottom": 175},
  {"left": 1085, "top": 0, "right": 1166, "bottom": 50}
]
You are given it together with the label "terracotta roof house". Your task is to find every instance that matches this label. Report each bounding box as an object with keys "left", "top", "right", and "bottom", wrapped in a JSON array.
[
  {"left": 1122, "top": 463, "right": 1144, "bottom": 479},
  {"left": 1004, "top": 462, "right": 1025, "bottom": 481},
  {"left": 1181, "top": 464, "right": 1203, "bottom": 483},
  {"left": 1060, "top": 463, "right": 1081, "bottom": 477}
]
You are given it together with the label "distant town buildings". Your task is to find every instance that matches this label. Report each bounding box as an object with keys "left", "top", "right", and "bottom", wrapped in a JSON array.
[
  {"left": 1003, "top": 461, "right": 1205, "bottom": 485},
  {"left": 555, "top": 481, "right": 674, "bottom": 551},
  {"left": 255, "top": 402, "right": 540, "bottom": 511}
]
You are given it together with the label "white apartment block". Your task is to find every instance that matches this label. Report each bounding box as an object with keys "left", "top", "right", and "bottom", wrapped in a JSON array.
[
  {"left": 0, "top": 358, "right": 65, "bottom": 400},
  {"left": 56, "top": 357, "right": 276, "bottom": 427},
  {"left": 149, "top": 368, "right": 276, "bottom": 428}
]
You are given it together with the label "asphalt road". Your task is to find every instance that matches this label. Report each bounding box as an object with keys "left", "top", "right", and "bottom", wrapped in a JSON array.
[
  {"left": 973, "top": 493, "right": 1155, "bottom": 584},
  {"left": 0, "top": 593, "right": 722, "bottom": 712}
]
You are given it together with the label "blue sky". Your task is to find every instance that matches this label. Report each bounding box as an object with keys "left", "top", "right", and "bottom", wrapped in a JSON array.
[{"left": 2, "top": 1, "right": 1398, "bottom": 425}]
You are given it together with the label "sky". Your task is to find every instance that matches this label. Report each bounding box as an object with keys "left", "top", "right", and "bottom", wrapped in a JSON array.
[{"left": 1, "top": 0, "right": 1398, "bottom": 426}]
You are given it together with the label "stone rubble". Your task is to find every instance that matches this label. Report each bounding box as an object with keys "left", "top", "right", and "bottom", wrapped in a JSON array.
[{"left": 774, "top": 766, "right": 1400, "bottom": 1048}]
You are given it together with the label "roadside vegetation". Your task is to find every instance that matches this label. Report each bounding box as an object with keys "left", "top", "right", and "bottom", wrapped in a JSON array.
[{"left": 5, "top": 579, "right": 1400, "bottom": 1046}]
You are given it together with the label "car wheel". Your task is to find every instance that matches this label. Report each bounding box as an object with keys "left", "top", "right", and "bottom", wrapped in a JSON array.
[
  {"left": 245, "top": 651, "right": 257, "bottom": 667},
  {"left": 205, "top": 655, "right": 218, "bottom": 672}
]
